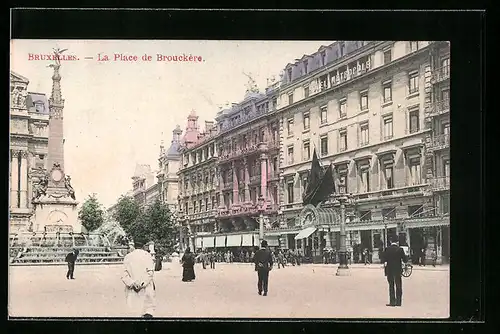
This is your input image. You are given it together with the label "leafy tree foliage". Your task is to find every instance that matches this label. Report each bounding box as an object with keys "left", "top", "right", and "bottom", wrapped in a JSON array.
[
  {"left": 111, "top": 195, "right": 141, "bottom": 233},
  {"left": 78, "top": 193, "right": 105, "bottom": 232},
  {"left": 112, "top": 197, "right": 176, "bottom": 256}
]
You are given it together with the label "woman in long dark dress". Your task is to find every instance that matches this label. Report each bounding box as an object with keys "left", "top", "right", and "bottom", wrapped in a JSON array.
[{"left": 181, "top": 247, "right": 196, "bottom": 282}]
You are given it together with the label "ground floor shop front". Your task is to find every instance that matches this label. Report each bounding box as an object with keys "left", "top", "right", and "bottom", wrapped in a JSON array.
[
  {"left": 265, "top": 218, "right": 450, "bottom": 265},
  {"left": 187, "top": 217, "right": 450, "bottom": 265}
]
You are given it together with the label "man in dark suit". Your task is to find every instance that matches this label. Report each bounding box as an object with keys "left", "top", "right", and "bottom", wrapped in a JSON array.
[
  {"left": 65, "top": 249, "right": 79, "bottom": 279},
  {"left": 253, "top": 240, "right": 273, "bottom": 296},
  {"left": 383, "top": 240, "right": 408, "bottom": 306}
]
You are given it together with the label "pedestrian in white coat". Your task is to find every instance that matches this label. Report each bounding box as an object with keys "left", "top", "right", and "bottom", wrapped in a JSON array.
[{"left": 121, "top": 238, "right": 156, "bottom": 318}]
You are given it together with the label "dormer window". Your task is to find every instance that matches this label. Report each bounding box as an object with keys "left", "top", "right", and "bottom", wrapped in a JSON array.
[
  {"left": 287, "top": 68, "right": 293, "bottom": 82},
  {"left": 340, "top": 42, "right": 346, "bottom": 57},
  {"left": 35, "top": 103, "right": 44, "bottom": 113},
  {"left": 321, "top": 51, "right": 326, "bottom": 66},
  {"left": 304, "top": 60, "right": 309, "bottom": 74}
]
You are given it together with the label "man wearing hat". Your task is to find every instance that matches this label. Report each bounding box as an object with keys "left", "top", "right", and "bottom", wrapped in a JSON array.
[
  {"left": 253, "top": 240, "right": 274, "bottom": 296},
  {"left": 65, "top": 249, "right": 79, "bottom": 279},
  {"left": 121, "top": 237, "right": 156, "bottom": 318},
  {"left": 382, "top": 238, "right": 409, "bottom": 307}
]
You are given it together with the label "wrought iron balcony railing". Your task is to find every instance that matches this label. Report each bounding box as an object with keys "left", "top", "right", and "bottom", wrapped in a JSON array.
[
  {"left": 428, "top": 133, "right": 450, "bottom": 150},
  {"left": 431, "top": 65, "right": 450, "bottom": 83},
  {"left": 426, "top": 98, "right": 450, "bottom": 117},
  {"left": 429, "top": 176, "right": 450, "bottom": 191}
]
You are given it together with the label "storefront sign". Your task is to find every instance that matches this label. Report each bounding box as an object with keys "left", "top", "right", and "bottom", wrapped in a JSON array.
[{"left": 330, "top": 58, "right": 372, "bottom": 86}]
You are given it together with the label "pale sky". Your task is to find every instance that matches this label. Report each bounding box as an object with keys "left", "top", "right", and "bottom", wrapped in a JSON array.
[{"left": 10, "top": 40, "right": 334, "bottom": 208}]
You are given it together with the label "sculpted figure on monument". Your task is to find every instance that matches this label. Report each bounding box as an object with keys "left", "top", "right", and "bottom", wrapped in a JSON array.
[
  {"left": 32, "top": 174, "right": 49, "bottom": 201},
  {"left": 64, "top": 175, "right": 76, "bottom": 200}
]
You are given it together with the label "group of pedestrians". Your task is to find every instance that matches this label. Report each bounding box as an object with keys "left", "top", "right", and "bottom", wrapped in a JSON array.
[{"left": 64, "top": 234, "right": 416, "bottom": 317}]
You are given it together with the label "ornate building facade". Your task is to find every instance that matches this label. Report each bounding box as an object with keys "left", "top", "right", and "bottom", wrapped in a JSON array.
[
  {"left": 210, "top": 81, "right": 282, "bottom": 249},
  {"left": 424, "top": 41, "right": 450, "bottom": 262},
  {"left": 157, "top": 125, "right": 183, "bottom": 212},
  {"left": 177, "top": 111, "right": 218, "bottom": 250},
  {"left": 270, "top": 41, "right": 450, "bottom": 263},
  {"left": 131, "top": 164, "right": 158, "bottom": 208},
  {"left": 10, "top": 71, "right": 50, "bottom": 232}
]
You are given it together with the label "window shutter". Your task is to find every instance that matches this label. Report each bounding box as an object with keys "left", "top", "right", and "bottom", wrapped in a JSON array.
[{"left": 405, "top": 109, "right": 409, "bottom": 134}]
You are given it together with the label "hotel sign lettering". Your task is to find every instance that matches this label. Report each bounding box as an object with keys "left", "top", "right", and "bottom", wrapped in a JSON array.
[{"left": 329, "top": 58, "right": 372, "bottom": 86}]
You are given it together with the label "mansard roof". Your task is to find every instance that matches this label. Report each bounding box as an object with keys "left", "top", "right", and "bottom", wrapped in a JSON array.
[
  {"left": 133, "top": 164, "right": 152, "bottom": 179},
  {"left": 27, "top": 92, "right": 49, "bottom": 113},
  {"left": 166, "top": 141, "right": 181, "bottom": 157}
]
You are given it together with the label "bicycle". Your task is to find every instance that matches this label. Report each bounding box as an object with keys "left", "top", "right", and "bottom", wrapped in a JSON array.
[{"left": 402, "top": 262, "right": 413, "bottom": 278}]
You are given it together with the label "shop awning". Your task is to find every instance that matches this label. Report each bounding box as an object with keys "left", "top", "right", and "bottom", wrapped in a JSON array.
[
  {"left": 242, "top": 234, "right": 254, "bottom": 246},
  {"left": 195, "top": 237, "right": 203, "bottom": 248},
  {"left": 215, "top": 235, "right": 226, "bottom": 247},
  {"left": 294, "top": 227, "right": 317, "bottom": 240},
  {"left": 265, "top": 237, "right": 279, "bottom": 247},
  {"left": 226, "top": 234, "right": 242, "bottom": 247},
  {"left": 203, "top": 236, "right": 215, "bottom": 248}
]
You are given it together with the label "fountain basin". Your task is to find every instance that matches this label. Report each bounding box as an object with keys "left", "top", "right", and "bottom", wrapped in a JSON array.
[{"left": 9, "top": 231, "right": 128, "bottom": 265}]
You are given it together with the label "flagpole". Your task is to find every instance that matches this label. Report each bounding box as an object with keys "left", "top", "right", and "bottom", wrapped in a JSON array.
[{"left": 311, "top": 142, "right": 324, "bottom": 168}]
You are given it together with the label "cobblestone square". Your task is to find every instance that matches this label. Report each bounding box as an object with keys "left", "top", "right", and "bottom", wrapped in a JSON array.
[{"left": 8, "top": 262, "right": 449, "bottom": 318}]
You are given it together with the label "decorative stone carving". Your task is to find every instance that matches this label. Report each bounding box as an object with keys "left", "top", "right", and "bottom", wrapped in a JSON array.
[
  {"left": 32, "top": 174, "right": 49, "bottom": 201},
  {"left": 64, "top": 175, "right": 76, "bottom": 200}
]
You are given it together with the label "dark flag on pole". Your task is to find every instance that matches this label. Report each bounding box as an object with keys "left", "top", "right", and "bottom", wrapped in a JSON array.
[
  {"left": 303, "top": 149, "right": 328, "bottom": 206},
  {"left": 309, "top": 164, "right": 336, "bottom": 206}
]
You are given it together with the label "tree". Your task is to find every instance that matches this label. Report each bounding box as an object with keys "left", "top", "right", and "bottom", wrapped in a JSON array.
[
  {"left": 143, "top": 200, "right": 177, "bottom": 256},
  {"left": 78, "top": 193, "right": 105, "bottom": 232},
  {"left": 126, "top": 200, "right": 176, "bottom": 256},
  {"left": 112, "top": 195, "right": 141, "bottom": 234}
]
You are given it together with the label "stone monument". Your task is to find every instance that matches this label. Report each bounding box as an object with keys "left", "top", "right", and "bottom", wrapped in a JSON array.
[{"left": 32, "top": 48, "right": 81, "bottom": 233}]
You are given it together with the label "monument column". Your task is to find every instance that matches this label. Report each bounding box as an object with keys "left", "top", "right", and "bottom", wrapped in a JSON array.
[
  {"left": 33, "top": 49, "right": 80, "bottom": 233},
  {"left": 10, "top": 150, "right": 19, "bottom": 208},
  {"left": 20, "top": 151, "right": 29, "bottom": 208}
]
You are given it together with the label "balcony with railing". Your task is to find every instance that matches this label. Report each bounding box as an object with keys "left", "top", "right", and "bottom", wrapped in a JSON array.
[
  {"left": 429, "top": 176, "right": 450, "bottom": 191},
  {"left": 188, "top": 210, "right": 217, "bottom": 221},
  {"left": 426, "top": 98, "right": 450, "bottom": 117},
  {"left": 218, "top": 108, "right": 271, "bottom": 135},
  {"left": 282, "top": 202, "right": 304, "bottom": 211},
  {"left": 427, "top": 133, "right": 450, "bottom": 151},
  {"left": 431, "top": 65, "right": 450, "bottom": 84},
  {"left": 218, "top": 141, "right": 279, "bottom": 163},
  {"left": 351, "top": 184, "right": 429, "bottom": 202},
  {"left": 216, "top": 203, "right": 279, "bottom": 219},
  {"left": 249, "top": 174, "right": 261, "bottom": 184}
]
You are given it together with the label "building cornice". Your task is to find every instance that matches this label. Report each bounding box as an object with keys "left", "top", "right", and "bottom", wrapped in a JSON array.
[
  {"left": 279, "top": 41, "right": 386, "bottom": 91},
  {"left": 276, "top": 44, "right": 432, "bottom": 117}
]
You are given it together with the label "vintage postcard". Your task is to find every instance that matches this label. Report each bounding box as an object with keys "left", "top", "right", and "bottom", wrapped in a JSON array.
[{"left": 9, "top": 39, "right": 450, "bottom": 318}]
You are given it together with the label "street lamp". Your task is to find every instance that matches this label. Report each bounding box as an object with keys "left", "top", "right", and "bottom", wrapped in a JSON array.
[
  {"left": 335, "top": 185, "right": 352, "bottom": 276},
  {"left": 258, "top": 195, "right": 266, "bottom": 244}
]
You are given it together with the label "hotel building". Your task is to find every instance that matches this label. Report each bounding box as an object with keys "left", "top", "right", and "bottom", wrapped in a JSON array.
[
  {"left": 270, "top": 41, "right": 450, "bottom": 264},
  {"left": 177, "top": 111, "right": 218, "bottom": 251}
]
